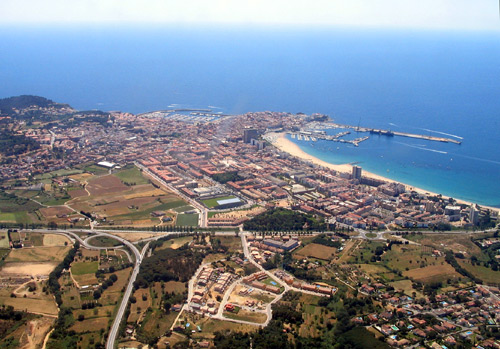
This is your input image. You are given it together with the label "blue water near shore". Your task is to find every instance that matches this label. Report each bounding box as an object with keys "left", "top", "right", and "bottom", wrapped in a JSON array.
[{"left": 0, "top": 25, "right": 499, "bottom": 206}]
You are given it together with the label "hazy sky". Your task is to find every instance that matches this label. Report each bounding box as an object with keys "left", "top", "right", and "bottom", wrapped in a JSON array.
[{"left": 1, "top": 0, "right": 499, "bottom": 31}]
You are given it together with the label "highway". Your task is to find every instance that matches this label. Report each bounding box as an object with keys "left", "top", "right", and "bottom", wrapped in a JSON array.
[{"left": 26, "top": 229, "right": 147, "bottom": 349}]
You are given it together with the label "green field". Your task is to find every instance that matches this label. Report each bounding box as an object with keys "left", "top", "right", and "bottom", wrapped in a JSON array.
[
  {"left": 176, "top": 213, "right": 199, "bottom": 227},
  {"left": 114, "top": 166, "right": 149, "bottom": 185},
  {"left": 71, "top": 261, "right": 99, "bottom": 275},
  {"left": 201, "top": 196, "right": 237, "bottom": 208}
]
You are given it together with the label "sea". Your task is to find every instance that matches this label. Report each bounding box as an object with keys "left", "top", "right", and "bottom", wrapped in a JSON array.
[{"left": 0, "top": 25, "right": 499, "bottom": 207}]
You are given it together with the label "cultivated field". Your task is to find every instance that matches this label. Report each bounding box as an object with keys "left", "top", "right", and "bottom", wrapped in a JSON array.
[{"left": 43, "top": 233, "right": 70, "bottom": 246}]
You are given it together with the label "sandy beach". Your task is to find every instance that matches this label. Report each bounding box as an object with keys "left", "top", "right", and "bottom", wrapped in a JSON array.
[{"left": 269, "top": 132, "right": 498, "bottom": 212}]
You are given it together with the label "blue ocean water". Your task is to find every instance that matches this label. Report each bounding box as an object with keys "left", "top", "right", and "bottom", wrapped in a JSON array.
[{"left": 0, "top": 25, "right": 499, "bottom": 206}]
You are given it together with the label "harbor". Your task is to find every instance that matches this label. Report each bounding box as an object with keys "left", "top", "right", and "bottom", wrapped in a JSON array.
[{"left": 300, "top": 121, "right": 462, "bottom": 145}]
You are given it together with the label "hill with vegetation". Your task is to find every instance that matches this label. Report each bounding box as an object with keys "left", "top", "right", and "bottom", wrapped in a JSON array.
[
  {"left": 0, "top": 95, "right": 72, "bottom": 117},
  {"left": 243, "top": 207, "right": 327, "bottom": 232}
]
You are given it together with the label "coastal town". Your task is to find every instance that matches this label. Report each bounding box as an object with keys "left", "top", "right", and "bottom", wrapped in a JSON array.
[
  {"left": 0, "top": 96, "right": 499, "bottom": 348},
  {"left": 1, "top": 97, "right": 496, "bottom": 232}
]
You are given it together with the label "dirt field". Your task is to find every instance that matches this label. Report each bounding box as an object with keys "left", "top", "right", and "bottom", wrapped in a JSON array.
[
  {"left": 24, "top": 317, "right": 55, "bottom": 349},
  {"left": 5, "top": 246, "right": 70, "bottom": 263},
  {"left": 3, "top": 316, "right": 55, "bottom": 349},
  {"left": 294, "top": 243, "right": 337, "bottom": 260},
  {"left": 403, "top": 264, "right": 460, "bottom": 283},
  {"left": 43, "top": 234, "right": 70, "bottom": 246},
  {"left": 228, "top": 284, "right": 275, "bottom": 307},
  {"left": 1, "top": 262, "right": 58, "bottom": 277},
  {"left": 210, "top": 206, "right": 266, "bottom": 220}
]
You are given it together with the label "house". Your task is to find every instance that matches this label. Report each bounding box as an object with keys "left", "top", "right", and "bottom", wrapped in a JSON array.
[{"left": 413, "top": 329, "right": 427, "bottom": 338}]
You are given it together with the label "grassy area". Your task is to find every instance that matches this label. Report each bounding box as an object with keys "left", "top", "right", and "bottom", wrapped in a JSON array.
[
  {"left": 458, "top": 259, "right": 500, "bottom": 285},
  {"left": 111, "top": 200, "right": 184, "bottom": 222},
  {"left": 176, "top": 213, "right": 199, "bottom": 227},
  {"left": 34, "top": 168, "right": 84, "bottom": 180},
  {"left": 71, "top": 261, "right": 99, "bottom": 275},
  {"left": 224, "top": 309, "right": 267, "bottom": 323},
  {"left": 114, "top": 166, "right": 149, "bottom": 185},
  {"left": 201, "top": 196, "right": 237, "bottom": 208},
  {"left": 81, "top": 164, "right": 110, "bottom": 175},
  {"left": 390, "top": 279, "right": 424, "bottom": 298},
  {"left": 0, "top": 231, "right": 10, "bottom": 248},
  {"left": 87, "top": 236, "right": 121, "bottom": 247}
]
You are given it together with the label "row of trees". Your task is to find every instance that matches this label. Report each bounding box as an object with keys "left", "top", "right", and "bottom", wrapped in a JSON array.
[{"left": 48, "top": 242, "right": 79, "bottom": 306}]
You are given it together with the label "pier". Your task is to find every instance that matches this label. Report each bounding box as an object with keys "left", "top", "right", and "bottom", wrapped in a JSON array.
[{"left": 358, "top": 126, "right": 461, "bottom": 144}]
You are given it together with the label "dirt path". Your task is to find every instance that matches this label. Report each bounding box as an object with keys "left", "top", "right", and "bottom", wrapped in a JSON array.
[{"left": 42, "top": 329, "right": 54, "bottom": 349}]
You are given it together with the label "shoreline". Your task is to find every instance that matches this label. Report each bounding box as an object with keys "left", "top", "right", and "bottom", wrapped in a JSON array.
[{"left": 269, "top": 132, "right": 499, "bottom": 213}]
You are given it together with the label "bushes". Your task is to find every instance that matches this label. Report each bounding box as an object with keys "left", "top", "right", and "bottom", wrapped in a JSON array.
[{"left": 445, "top": 250, "right": 482, "bottom": 284}]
